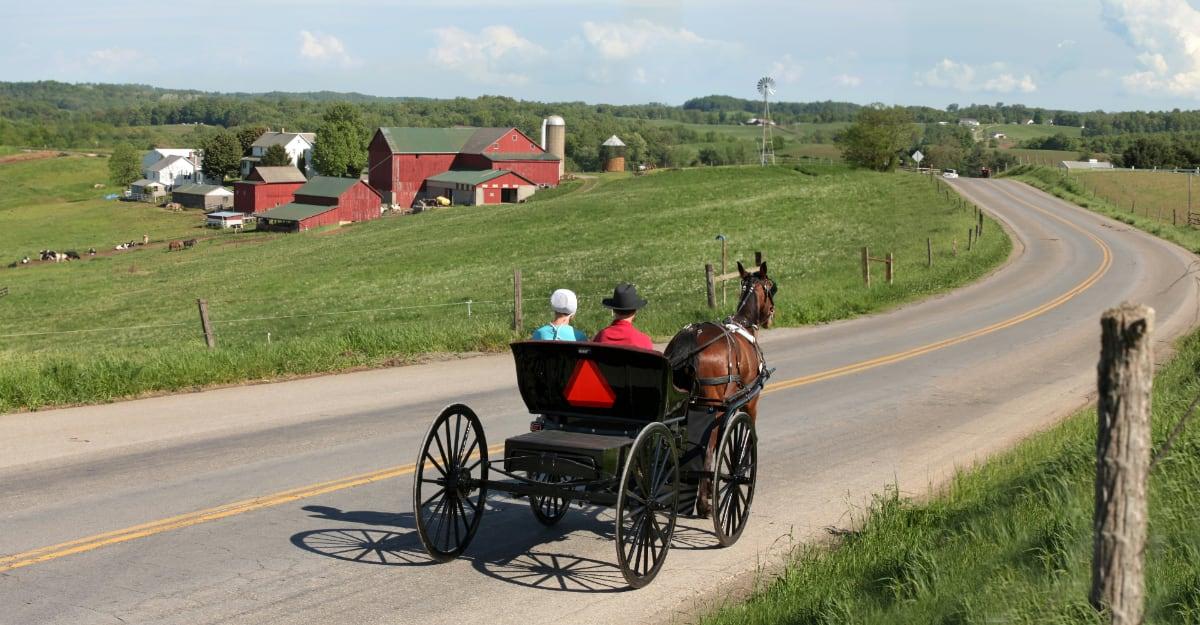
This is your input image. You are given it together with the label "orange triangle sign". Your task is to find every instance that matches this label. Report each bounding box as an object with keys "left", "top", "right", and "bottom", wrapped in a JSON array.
[{"left": 564, "top": 359, "right": 616, "bottom": 408}]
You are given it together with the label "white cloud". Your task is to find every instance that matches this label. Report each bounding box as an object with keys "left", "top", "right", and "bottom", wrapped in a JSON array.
[
  {"left": 632, "top": 67, "right": 649, "bottom": 84},
  {"left": 299, "top": 31, "right": 356, "bottom": 67},
  {"left": 86, "top": 48, "right": 141, "bottom": 69},
  {"left": 1057, "top": 39, "right": 1077, "bottom": 49},
  {"left": 833, "top": 73, "right": 862, "bottom": 87},
  {"left": 915, "top": 58, "right": 1037, "bottom": 93},
  {"left": 581, "top": 19, "right": 717, "bottom": 60},
  {"left": 1101, "top": 0, "right": 1200, "bottom": 97},
  {"left": 769, "top": 54, "right": 803, "bottom": 84},
  {"left": 429, "top": 25, "right": 545, "bottom": 85}
]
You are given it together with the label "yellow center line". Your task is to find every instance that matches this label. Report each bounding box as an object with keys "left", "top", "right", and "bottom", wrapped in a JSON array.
[{"left": 0, "top": 181, "right": 1112, "bottom": 575}]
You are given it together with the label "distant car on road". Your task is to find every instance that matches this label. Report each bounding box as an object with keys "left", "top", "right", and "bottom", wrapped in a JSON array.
[{"left": 942, "top": 169, "right": 959, "bottom": 179}]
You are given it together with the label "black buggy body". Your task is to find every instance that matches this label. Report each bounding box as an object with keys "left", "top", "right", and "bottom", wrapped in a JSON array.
[{"left": 411, "top": 340, "right": 760, "bottom": 588}]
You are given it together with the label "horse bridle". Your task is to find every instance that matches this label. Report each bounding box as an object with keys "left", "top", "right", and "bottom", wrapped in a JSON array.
[{"left": 735, "top": 274, "right": 778, "bottom": 329}]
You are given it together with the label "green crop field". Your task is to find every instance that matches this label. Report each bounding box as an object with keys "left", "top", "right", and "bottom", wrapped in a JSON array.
[
  {"left": 1003, "top": 148, "right": 1088, "bottom": 167},
  {"left": 1072, "top": 169, "right": 1197, "bottom": 225},
  {"left": 979, "top": 123, "right": 1083, "bottom": 142},
  {"left": 0, "top": 164, "right": 1007, "bottom": 412},
  {"left": 0, "top": 155, "right": 205, "bottom": 253}
]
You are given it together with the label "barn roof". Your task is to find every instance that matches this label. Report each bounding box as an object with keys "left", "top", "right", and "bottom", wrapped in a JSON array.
[
  {"left": 173, "top": 184, "right": 232, "bottom": 196},
  {"left": 425, "top": 169, "right": 534, "bottom": 186},
  {"left": 1060, "top": 160, "right": 1114, "bottom": 170},
  {"left": 250, "top": 166, "right": 307, "bottom": 183},
  {"left": 295, "top": 176, "right": 362, "bottom": 199},
  {"left": 147, "top": 155, "right": 196, "bottom": 171},
  {"left": 487, "top": 152, "right": 560, "bottom": 161},
  {"left": 377, "top": 127, "right": 511, "bottom": 154},
  {"left": 252, "top": 131, "right": 315, "bottom": 148},
  {"left": 258, "top": 202, "right": 336, "bottom": 222}
]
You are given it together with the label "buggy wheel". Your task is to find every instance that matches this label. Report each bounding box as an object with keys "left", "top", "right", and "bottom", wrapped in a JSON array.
[
  {"left": 712, "top": 411, "right": 756, "bottom": 547},
  {"left": 412, "top": 404, "right": 488, "bottom": 562},
  {"left": 615, "top": 422, "right": 679, "bottom": 589},
  {"left": 528, "top": 473, "right": 571, "bottom": 526}
]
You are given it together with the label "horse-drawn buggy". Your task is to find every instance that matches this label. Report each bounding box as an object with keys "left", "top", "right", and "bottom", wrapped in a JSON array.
[{"left": 411, "top": 263, "right": 776, "bottom": 588}]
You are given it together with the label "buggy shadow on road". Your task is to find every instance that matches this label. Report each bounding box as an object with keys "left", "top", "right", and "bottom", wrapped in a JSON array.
[{"left": 290, "top": 498, "right": 723, "bottom": 592}]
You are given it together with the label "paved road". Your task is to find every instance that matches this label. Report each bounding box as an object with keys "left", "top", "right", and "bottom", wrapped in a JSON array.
[{"left": 2, "top": 180, "right": 1197, "bottom": 625}]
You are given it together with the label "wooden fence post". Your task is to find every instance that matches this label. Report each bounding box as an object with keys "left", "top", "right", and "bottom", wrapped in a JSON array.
[
  {"left": 968, "top": 228, "right": 973, "bottom": 251},
  {"left": 754, "top": 250, "right": 763, "bottom": 267},
  {"left": 705, "top": 263, "right": 716, "bottom": 308},
  {"left": 196, "top": 299, "right": 215, "bottom": 350},
  {"left": 885, "top": 253, "right": 894, "bottom": 284},
  {"left": 861, "top": 247, "right": 870, "bottom": 288},
  {"left": 512, "top": 269, "right": 523, "bottom": 332},
  {"left": 1091, "top": 303, "right": 1154, "bottom": 625},
  {"left": 926, "top": 237, "right": 932, "bottom": 268},
  {"left": 978, "top": 210, "right": 984, "bottom": 237}
]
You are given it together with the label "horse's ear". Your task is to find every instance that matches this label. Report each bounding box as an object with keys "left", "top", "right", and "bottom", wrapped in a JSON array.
[
  {"left": 759, "top": 261, "right": 768, "bottom": 278},
  {"left": 737, "top": 261, "right": 748, "bottom": 278}
]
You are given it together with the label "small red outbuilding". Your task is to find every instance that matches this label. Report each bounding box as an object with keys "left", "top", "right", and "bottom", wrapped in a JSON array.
[
  {"left": 233, "top": 166, "right": 307, "bottom": 213},
  {"left": 256, "top": 176, "right": 382, "bottom": 232}
]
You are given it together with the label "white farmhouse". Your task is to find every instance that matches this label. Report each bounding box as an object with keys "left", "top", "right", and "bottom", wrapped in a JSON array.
[
  {"left": 141, "top": 148, "right": 197, "bottom": 172},
  {"left": 240, "top": 130, "right": 315, "bottom": 178},
  {"left": 144, "top": 154, "right": 204, "bottom": 189}
]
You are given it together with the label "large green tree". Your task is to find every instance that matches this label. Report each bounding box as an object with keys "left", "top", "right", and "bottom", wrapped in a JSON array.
[
  {"left": 837, "top": 105, "right": 917, "bottom": 171},
  {"left": 313, "top": 103, "right": 367, "bottom": 177},
  {"left": 200, "top": 131, "right": 242, "bottom": 182},
  {"left": 260, "top": 143, "right": 292, "bottom": 167},
  {"left": 236, "top": 124, "right": 268, "bottom": 154},
  {"left": 108, "top": 143, "right": 141, "bottom": 186}
]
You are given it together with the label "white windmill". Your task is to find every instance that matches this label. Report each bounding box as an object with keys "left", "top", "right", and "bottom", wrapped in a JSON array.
[{"left": 756, "top": 76, "right": 777, "bottom": 166}]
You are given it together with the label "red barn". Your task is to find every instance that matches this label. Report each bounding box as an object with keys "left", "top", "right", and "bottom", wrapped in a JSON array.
[
  {"left": 424, "top": 170, "right": 537, "bottom": 205},
  {"left": 256, "top": 176, "right": 382, "bottom": 232},
  {"left": 368, "top": 127, "right": 560, "bottom": 207},
  {"left": 233, "top": 166, "right": 307, "bottom": 213}
]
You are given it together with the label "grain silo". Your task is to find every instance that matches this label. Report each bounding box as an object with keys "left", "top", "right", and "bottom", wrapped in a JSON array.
[
  {"left": 540, "top": 115, "right": 566, "bottom": 179},
  {"left": 601, "top": 135, "right": 626, "bottom": 172}
]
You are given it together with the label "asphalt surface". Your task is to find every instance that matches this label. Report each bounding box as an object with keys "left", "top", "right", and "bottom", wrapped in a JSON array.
[{"left": 1, "top": 179, "right": 1197, "bottom": 625}]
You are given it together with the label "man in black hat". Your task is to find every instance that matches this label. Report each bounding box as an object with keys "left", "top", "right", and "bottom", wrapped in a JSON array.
[{"left": 592, "top": 283, "right": 654, "bottom": 350}]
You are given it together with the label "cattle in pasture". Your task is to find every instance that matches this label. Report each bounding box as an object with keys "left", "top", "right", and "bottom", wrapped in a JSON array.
[
  {"left": 88, "top": 248, "right": 96, "bottom": 256},
  {"left": 168, "top": 241, "right": 184, "bottom": 252},
  {"left": 183, "top": 239, "right": 196, "bottom": 249},
  {"left": 142, "top": 234, "right": 149, "bottom": 245},
  {"left": 20, "top": 256, "right": 30, "bottom": 264},
  {"left": 66, "top": 250, "right": 80, "bottom": 260}
]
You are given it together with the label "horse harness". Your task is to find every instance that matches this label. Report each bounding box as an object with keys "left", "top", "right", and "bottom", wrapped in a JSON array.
[{"left": 669, "top": 284, "right": 772, "bottom": 407}]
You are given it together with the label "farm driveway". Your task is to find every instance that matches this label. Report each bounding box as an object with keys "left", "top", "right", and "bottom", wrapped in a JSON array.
[{"left": 1, "top": 179, "right": 1197, "bottom": 624}]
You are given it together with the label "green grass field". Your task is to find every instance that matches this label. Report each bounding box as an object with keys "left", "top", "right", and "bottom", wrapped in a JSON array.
[
  {"left": 1002, "top": 148, "right": 1087, "bottom": 167},
  {"left": 0, "top": 155, "right": 205, "bottom": 253},
  {"left": 702, "top": 325, "right": 1200, "bottom": 624},
  {"left": 1071, "top": 169, "right": 1196, "bottom": 226},
  {"left": 0, "top": 165, "right": 1008, "bottom": 412},
  {"left": 980, "top": 123, "right": 1083, "bottom": 142}
]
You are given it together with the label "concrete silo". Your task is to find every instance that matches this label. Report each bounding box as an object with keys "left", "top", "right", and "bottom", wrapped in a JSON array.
[
  {"left": 540, "top": 115, "right": 566, "bottom": 179},
  {"left": 601, "top": 135, "right": 626, "bottom": 172}
]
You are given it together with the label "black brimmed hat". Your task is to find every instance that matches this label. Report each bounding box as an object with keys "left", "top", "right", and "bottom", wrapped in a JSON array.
[{"left": 602, "top": 283, "right": 648, "bottom": 310}]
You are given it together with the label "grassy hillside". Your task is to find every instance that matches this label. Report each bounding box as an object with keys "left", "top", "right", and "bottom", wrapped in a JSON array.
[
  {"left": 702, "top": 325, "right": 1200, "bottom": 625},
  {"left": 0, "top": 155, "right": 204, "bottom": 253},
  {"left": 980, "top": 123, "right": 1083, "bottom": 142},
  {"left": 1072, "top": 169, "right": 1195, "bottom": 225},
  {"left": 0, "top": 165, "right": 1008, "bottom": 412}
]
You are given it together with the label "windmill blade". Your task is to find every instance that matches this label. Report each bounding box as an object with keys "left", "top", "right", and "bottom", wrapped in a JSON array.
[{"left": 756, "top": 76, "right": 776, "bottom": 96}]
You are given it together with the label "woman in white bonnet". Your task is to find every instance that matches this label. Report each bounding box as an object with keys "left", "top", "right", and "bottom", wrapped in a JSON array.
[{"left": 530, "top": 289, "right": 587, "bottom": 341}]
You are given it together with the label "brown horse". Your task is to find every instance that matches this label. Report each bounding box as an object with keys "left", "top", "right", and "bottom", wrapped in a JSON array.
[{"left": 665, "top": 261, "right": 777, "bottom": 514}]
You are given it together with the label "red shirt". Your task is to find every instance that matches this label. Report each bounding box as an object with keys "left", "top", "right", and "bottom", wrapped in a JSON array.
[{"left": 592, "top": 319, "right": 655, "bottom": 351}]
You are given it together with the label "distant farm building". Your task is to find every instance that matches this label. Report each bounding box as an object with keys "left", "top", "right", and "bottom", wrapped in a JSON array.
[
  {"left": 257, "top": 176, "right": 382, "bottom": 232},
  {"left": 240, "top": 130, "right": 315, "bottom": 178},
  {"left": 129, "top": 179, "right": 167, "bottom": 203},
  {"left": 1059, "top": 159, "right": 1114, "bottom": 171},
  {"left": 958, "top": 118, "right": 980, "bottom": 127},
  {"left": 172, "top": 184, "right": 234, "bottom": 210},
  {"left": 601, "top": 135, "right": 626, "bottom": 172},
  {"left": 424, "top": 170, "right": 537, "bottom": 205},
  {"left": 234, "top": 166, "right": 307, "bottom": 213},
  {"left": 141, "top": 148, "right": 198, "bottom": 172},
  {"left": 744, "top": 118, "right": 776, "bottom": 126},
  {"left": 991, "top": 132, "right": 1007, "bottom": 139},
  {"left": 206, "top": 211, "right": 247, "bottom": 229},
  {"left": 367, "top": 126, "right": 561, "bottom": 208}
]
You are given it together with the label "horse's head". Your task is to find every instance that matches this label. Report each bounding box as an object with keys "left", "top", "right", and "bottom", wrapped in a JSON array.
[{"left": 736, "top": 261, "right": 779, "bottom": 329}]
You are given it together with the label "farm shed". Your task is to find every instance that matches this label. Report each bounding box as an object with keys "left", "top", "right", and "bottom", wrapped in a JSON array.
[
  {"left": 172, "top": 184, "right": 234, "bottom": 210},
  {"left": 424, "top": 170, "right": 536, "bottom": 205},
  {"left": 1060, "top": 160, "right": 1114, "bottom": 170},
  {"left": 129, "top": 179, "right": 166, "bottom": 203},
  {"left": 233, "top": 166, "right": 307, "bottom": 213},
  {"left": 206, "top": 211, "right": 246, "bottom": 229},
  {"left": 257, "top": 176, "right": 382, "bottom": 231},
  {"left": 368, "top": 126, "right": 560, "bottom": 208}
]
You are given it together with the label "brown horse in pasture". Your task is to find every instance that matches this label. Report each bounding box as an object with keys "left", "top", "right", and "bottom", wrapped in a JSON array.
[{"left": 665, "top": 261, "right": 777, "bottom": 515}]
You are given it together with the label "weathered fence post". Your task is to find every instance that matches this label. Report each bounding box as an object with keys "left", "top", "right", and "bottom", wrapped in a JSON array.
[
  {"left": 978, "top": 210, "right": 984, "bottom": 237},
  {"left": 196, "top": 298, "right": 215, "bottom": 350},
  {"left": 968, "top": 228, "right": 974, "bottom": 251},
  {"left": 926, "top": 237, "right": 932, "bottom": 268},
  {"left": 885, "top": 253, "right": 894, "bottom": 284},
  {"left": 861, "top": 247, "right": 871, "bottom": 288},
  {"left": 705, "top": 263, "right": 716, "bottom": 308},
  {"left": 1091, "top": 303, "right": 1154, "bottom": 625},
  {"left": 754, "top": 250, "right": 763, "bottom": 267},
  {"left": 512, "top": 269, "right": 523, "bottom": 332}
]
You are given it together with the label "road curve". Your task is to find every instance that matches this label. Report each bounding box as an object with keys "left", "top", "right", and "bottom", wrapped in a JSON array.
[{"left": 1, "top": 179, "right": 1197, "bottom": 625}]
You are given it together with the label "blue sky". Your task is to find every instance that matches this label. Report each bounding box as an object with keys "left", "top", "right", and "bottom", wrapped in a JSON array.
[{"left": 3, "top": 0, "right": 1199, "bottom": 111}]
